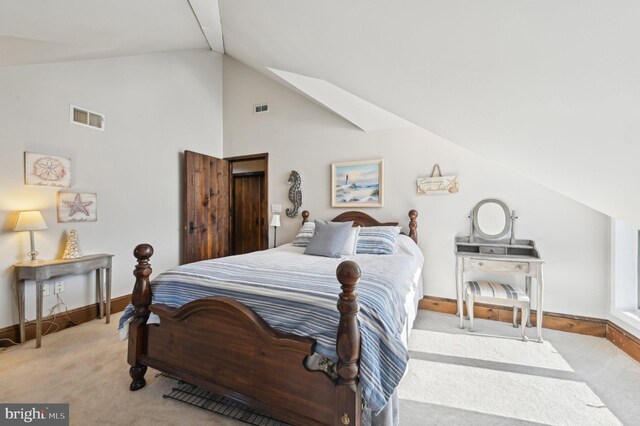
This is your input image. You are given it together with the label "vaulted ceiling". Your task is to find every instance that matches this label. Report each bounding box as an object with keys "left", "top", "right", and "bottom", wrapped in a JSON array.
[
  {"left": 0, "top": 1, "right": 221, "bottom": 66},
  {"left": 3, "top": 0, "right": 639, "bottom": 227}
]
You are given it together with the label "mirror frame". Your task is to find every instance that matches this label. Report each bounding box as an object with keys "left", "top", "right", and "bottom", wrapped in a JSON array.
[{"left": 472, "top": 198, "right": 511, "bottom": 240}]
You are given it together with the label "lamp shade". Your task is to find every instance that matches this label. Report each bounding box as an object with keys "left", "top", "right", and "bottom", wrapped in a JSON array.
[
  {"left": 14, "top": 210, "right": 48, "bottom": 232},
  {"left": 270, "top": 214, "right": 281, "bottom": 227}
]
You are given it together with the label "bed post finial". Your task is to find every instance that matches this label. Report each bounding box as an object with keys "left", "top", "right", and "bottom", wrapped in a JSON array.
[
  {"left": 408, "top": 209, "right": 418, "bottom": 244},
  {"left": 132, "top": 243, "right": 153, "bottom": 317},
  {"left": 302, "top": 210, "right": 310, "bottom": 225},
  {"left": 128, "top": 243, "right": 154, "bottom": 391}
]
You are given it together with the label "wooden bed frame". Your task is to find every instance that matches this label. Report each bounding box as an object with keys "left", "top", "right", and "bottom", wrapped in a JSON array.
[{"left": 128, "top": 209, "right": 418, "bottom": 426}]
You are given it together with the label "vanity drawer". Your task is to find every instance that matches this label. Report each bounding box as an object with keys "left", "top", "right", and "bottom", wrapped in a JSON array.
[
  {"left": 465, "top": 258, "right": 529, "bottom": 273},
  {"left": 479, "top": 246, "right": 507, "bottom": 255}
]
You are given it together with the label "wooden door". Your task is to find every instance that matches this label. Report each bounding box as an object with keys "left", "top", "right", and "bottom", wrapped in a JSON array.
[
  {"left": 232, "top": 172, "right": 267, "bottom": 255},
  {"left": 184, "top": 150, "right": 230, "bottom": 264}
]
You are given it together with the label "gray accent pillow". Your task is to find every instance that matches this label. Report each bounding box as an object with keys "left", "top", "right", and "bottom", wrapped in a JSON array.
[{"left": 304, "top": 220, "right": 354, "bottom": 258}]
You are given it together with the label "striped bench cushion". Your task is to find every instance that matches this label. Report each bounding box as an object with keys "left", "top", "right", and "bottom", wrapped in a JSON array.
[{"left": 465, "top": 281, "right": 529, "bottom": 302}]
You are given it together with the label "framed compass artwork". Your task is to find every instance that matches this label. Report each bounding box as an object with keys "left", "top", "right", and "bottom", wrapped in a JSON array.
[
  {"left": 24, "top": 152, "right": 71, "bottom": 187},
  {"left": 57, "top": 192, "right": 97, "bottom": 223}
]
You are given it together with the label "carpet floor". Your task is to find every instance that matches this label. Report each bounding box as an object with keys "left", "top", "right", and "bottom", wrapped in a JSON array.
[{"left": 1, "top": 310, "right": 638, "bottom": 425}]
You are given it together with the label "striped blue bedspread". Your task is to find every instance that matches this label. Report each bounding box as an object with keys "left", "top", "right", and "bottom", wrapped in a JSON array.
[{"left": 119, "top": 237, "right": 423, "bottom": 413}]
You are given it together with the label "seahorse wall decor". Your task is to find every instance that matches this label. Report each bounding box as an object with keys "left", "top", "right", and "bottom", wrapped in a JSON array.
[{"left": 286, "top": 170, "right": 302, "bottom": 218}]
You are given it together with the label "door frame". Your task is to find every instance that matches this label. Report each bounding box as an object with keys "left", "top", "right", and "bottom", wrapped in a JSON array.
[
  {"left": 231, "top": 171, "right": 266, "bottom": 255},
  {"left": 226, "top": 153, "right": 269, "bottom": 253}
]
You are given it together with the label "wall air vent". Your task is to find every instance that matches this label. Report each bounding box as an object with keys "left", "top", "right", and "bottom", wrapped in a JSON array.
[
  {"left": 70, "top": 105, "right": 105, "bottom": 131},
  {"left": 253, "top": 103, "right": 269, "bottom": 114}
]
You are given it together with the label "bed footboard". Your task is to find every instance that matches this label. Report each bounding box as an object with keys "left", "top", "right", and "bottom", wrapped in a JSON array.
[{"left": 127, "top": 245, "right": 362, "bottom": 426}]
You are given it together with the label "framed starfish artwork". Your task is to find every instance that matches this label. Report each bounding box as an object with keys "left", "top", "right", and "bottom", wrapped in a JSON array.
[
  {"left": 57, "top": 192, "right": 97, "bottom": 223},
  {"left": 24, "top": 152, "right": 71, "bottom": 187}
]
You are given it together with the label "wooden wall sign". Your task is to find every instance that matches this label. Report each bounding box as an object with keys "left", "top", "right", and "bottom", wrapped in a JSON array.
[
  {"left": 417, "top": 164, "right": 459, "bottom": 195},
  {"left": 57, "top": 192, "right": 97, "bottom": 222},
  {"left": 24, "top": 152, "right": 71, "bottom": 187}
]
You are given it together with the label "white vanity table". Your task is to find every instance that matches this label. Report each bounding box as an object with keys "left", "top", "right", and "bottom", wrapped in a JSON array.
[{"left": 455, "top": 199, "right": 546, "bottom": 342}]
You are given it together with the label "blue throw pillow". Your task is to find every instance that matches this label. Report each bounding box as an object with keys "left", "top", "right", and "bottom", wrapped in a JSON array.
[
  {"left": 304, "top": 220, "right": 354, "bottom": 258},
  {"left": 356, "top": 226, "right": 401, "bottom": 255}
]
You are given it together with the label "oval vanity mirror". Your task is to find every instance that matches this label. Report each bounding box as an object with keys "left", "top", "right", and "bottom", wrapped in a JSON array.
[{"left": 473, "top": 199, "right": 511, "bottom": 240}]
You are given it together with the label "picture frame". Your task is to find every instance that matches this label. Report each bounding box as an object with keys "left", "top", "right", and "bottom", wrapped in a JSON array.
[
  {"left": 331, "top": 159, "right": 384, "bottom": 207},
  {"left": 57, "top": 192, "right": 97, "bottom": 223},
  {"left": 24, "top": 152, "right": 71, "bottom": 187}
]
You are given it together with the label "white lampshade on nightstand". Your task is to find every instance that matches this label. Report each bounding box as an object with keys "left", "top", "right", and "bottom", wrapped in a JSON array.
[
  {"left": 270, "top": 214, "right": 281, "bottom": 248},
  {"left": 14, "top": 210, "right": 48, "bottom": 261}
]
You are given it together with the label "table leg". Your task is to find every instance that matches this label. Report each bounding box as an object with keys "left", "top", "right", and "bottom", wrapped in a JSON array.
[
  {"left": 456, "top": 258, "right": 464, "bottom": 328},
  {"left": 96, "top": 269, "right": 104, "bottom": 320},
  {"left": 520, "top": 302, "right": 528, "bottom": 342},
  {"left": 17, "top": 280, "right": 26, "bottom": 343},
  {"left": 525, "top": 276, "right": 533, "bottom": 328},
  {"left": 536, "top": 264, "right": 544, "bottom": 343},
  {"left": 105, "top": 267, "right": 112, "bottom": 324},
  {"left": 36, "top": 281, "right": 43, "bottom": 348}
]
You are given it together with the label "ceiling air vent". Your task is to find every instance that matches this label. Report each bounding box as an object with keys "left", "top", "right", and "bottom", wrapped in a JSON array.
[
  {"left": 253, "top": 103, "right": 269, "bottom": 114},
  {"left": 70, "top": 105, "right": 105, "bottom": 131}
]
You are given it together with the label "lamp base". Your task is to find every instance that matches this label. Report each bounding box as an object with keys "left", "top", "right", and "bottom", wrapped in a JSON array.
[
  {"left": 27, "top": 231, "right": 40, "bottom": 261},
  {"left": 27, "top": 249, "right": 40, "bottom": 262}
]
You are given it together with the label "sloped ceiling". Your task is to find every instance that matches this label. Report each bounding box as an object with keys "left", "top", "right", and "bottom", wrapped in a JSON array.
[
  {"left": 267, "top": 67, "right": 414, "bottom": 131},
  {"left": 219, "top": 0, "right": 640, "bottom": 228},
  {"left": 0, "top": 0, "right": 221, "bottom": 67}
]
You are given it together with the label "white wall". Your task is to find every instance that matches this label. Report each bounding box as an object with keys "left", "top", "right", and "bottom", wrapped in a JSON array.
[
  {"left": 0, "top": 50, "right": 223, "bottom": 330},
  {"left": 223, "top": 56, "right": 610, "bottom": 318},
  {"left": 221, "top": 0, "right": 640, "bottom": 230},
  {"left": 612, "top": 220, "right": 638, "bottom": 312}
]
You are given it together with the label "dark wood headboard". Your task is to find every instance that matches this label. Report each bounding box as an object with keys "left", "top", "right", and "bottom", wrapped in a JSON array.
[{"left": 301, "top": 210, "right": 418, "bottom": 244}]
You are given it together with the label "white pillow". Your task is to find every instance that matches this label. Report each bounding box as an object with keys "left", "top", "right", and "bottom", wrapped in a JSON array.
[{"left": 341, "top": 226, "right": 361, "bottom": 255}]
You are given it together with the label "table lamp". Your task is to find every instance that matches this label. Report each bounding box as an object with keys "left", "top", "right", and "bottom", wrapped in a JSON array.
[
  {"left": 14, "top": 210, "right": 48, "bottom": 261},
  {"left": 270, "top": 214, "right": 281, "bottom": 248}
]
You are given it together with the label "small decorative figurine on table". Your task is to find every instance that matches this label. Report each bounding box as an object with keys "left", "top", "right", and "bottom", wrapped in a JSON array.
[{"left": 62, "top": 229, "right": 83, "bottom": 259}]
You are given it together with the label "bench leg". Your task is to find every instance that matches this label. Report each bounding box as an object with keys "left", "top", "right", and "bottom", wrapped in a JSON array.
[
  {"left": 466, "top": 293, "right": 474, "bottom": 332},
  {"left": 512, "top": 306, "right": 518, "bottom": 328}
]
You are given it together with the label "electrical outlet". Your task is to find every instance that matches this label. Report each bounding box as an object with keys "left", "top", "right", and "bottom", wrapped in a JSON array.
[
  {"left": 54, "top": 281, "right": 64, "bottom": 294},
  {"left": 42, "top": 284, "right": 50, "bottom": 297}
]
